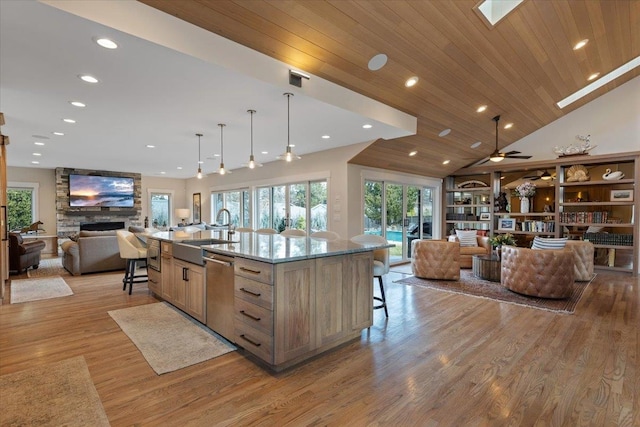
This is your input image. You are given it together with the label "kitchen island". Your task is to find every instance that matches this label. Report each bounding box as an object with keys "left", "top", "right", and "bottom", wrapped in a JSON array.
[{"left": 145, "top": 231, "right": 389, "bottom": 371}]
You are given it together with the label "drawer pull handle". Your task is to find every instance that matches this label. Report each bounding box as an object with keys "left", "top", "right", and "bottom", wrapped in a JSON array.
[
  {"left": 239, "top": 267, "right": 261, "bottom": 275},
  {"left": 240, "top": 287, "right": 261, "bottom": 297},
  {"left": 240, "top": 334, "right": 261, "bottom": 347},
  {"left": 240, "top": 310, "right": 261, "bottom": 321}
]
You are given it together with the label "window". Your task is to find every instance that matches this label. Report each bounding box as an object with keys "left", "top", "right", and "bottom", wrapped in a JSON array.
[
  {"left": 211, "top": 189, "right": 251, "bottom": 227},
  {"left": 7, "top": 182, "right": 38, "bottom": 232},
  {"left": 256, "top": 180, "right": 327, "bottom": 232},
  {"left": 148, "top": 190, "right": 173, "bottom": 229}
]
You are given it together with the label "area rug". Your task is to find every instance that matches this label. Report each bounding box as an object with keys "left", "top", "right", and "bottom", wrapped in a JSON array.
[
  {"left": 10, "top": 276, "right": 73, "bottom": 304},
  {"left": 27, "top": 257, "right": 69, "bottom": 278},
  {"left": 108, "top": 302, "right": 236, "bottom": 375},
  {"left": 395, "top": 270, "right": 594, "bottom": 314},
  {"left": 0, "top": 356, "right": 110, "bottom": 426}
]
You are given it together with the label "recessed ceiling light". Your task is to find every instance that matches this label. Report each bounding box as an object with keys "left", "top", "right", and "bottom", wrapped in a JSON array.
[
  {"left": 63, "top": 118, "right": 76, "bottom": 124},
  {"left": 31, "top": 161, "right": 40, "bottom": 164},
  {"left": 557, "top": 56, "right": 640, "bottom": 108},
  {"left": 261, "top": 151, "right": 268, "bottom": 154},
  {"left": 500, "top": 176, "right": 505, "bottom": 180},
  {"left": 587, "top": 72, "right": 600, "bottom": 81},
  {"left": 32, "top": 152, "right": 41, "bottom": 156},
  {"left": 52, "top": 132, "right": 64, "bottom": 136},
  {"left": 79, "top": 75, "right": 99, "bottom": 83},
  {"left": 405, "top": 76, "right": 419, "bottom": 87},
  {"left": 160, "top": 171, "right": 166, "bottom": 175},
  {"left": 470, "top": 141, "right": 482, "bottom": 148},
  {"left": 34, "top": 142, "right": 45, "bottom": 146},
  {"left": 177, "top": 166, "right": 183, "bottom": 170},
  {"left": 409, "top": 150, "right": 418, "bottom": 156},
  {"left": 504, "top": 123, "right": 513, "bottom": 129},
  {"left": 438, "top": 128, "right": 451, "bottom": 137},
  {"left": 573, "top": 39, "right": 589, "bottom": 50},
  {"left": 477, "top": 105, "right": 487, "bottom": 113},
  {"left": 289, "top": 144, "right": 296, "bottom": 147},
  {"left": 368, "top": 53, "right": 388, "bottom": 71},
  {"left": 95, "top": 38, "right": 118, "bottom": 49},
  {"left": 362, "top": 124, "right": 372, "bottom": 129},
  {"left": 322, "top": 135, "right": 330, "bottom": 139},
  {"left": 69, "top": 101, "right": 86, "bottom": 108},
  {"left": 442, "top": 160, "right": 450, "bottom": 165},
  {"left": 146, "top": 144, "right": 155, "bottom": 148}
]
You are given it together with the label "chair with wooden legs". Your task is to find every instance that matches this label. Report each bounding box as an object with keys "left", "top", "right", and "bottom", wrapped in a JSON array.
[{"left": 350, "top": 234, "right": 389, "bottom": 318}]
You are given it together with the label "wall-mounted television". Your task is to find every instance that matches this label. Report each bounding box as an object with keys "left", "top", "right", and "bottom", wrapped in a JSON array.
[{"left": 69, "top": 174, "right": 135, "bottom": 207}]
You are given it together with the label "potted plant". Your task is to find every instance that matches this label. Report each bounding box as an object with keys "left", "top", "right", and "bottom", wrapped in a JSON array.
[{"left": 489, "top": 233, "right": 516, "bottom": 260}]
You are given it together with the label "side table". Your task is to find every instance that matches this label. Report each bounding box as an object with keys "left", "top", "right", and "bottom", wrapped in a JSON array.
[{"left": 472, "top": 254, "right": 501, "bottom": 282}]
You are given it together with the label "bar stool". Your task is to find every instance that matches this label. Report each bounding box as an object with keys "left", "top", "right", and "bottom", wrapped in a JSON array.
[
  {"left": 350, "top": 234, "right": 389, "bottom": 317},
  {"left": 116, "top": 230, "right": 148, "bottom": 295}
]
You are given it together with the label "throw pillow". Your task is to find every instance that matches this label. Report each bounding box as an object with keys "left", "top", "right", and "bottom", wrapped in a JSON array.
[
  {"left": 455, "top": 229, "right": 478, "bottom": 247},
  {"left": 68, "top": 232, "right": 79, "bottom": 242},
  {"left": 531, "top": 236, "right": 568, "bottom": 250}
]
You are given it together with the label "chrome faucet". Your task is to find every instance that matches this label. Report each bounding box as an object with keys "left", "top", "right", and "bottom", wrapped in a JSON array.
[{"left": 216, "top": 208, "right": 233, "bottom": 233}]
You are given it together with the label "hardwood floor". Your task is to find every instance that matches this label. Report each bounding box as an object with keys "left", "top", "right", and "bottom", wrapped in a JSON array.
[{"left": 1, "top": 264, "right": 638, "bottom": 426}]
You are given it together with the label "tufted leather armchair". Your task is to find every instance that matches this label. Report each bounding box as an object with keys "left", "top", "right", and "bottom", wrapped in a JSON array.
[
  {"left": 501, "top": 246, "right": 574, "bottom": 299},
  {"left": 565, "top": 240, "right": 595, "bottom": 281},
  {"left": 8, "top": 232, "right": 46, "bottom": 273},
  {"left": 411, "top": 240, "right": 460, "bottom": 280}
]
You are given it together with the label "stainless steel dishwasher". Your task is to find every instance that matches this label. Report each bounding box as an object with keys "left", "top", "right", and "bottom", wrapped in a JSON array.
[{"left": 204, "top": 253, "right": 235, "bottom": 342}]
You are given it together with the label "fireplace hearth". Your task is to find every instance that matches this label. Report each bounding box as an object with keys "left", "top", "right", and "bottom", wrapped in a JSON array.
[{"left": 80, "top": 221, "right": 125, "bottom": 231}]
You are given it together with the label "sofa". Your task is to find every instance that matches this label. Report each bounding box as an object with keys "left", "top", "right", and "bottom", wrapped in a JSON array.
[
  {"left": 448, "top": 234, "right": 491, "bottom": 268},
  {"left": 61, "top": 230, "right": 127, "bottom": 276},
  {"left": 8, "top": 232, "right": 46, "bottom": 273}
]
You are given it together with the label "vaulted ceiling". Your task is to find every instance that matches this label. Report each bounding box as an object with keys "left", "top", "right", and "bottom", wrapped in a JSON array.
[{"left": 141, "top": 0, "right": 639, "bottom": 177}]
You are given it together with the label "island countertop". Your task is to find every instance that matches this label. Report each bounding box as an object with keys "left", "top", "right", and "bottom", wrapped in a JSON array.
[
  {"left": 145, "top": 229, "right": 238, "bottom": 244},
  {"left": 201, "top": 232, "right": 392, "bottom": 263}
]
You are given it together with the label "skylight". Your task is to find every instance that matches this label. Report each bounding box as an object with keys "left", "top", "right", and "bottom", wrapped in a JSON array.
[
  {"left": 557, "top": 56, "right": 640, "bottom": 109},
  {"left": 476, "top": 0, "right": 524, "bottom": 26}
]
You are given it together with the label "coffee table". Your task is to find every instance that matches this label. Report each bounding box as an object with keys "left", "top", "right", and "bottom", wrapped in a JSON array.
[{"left": 472, "top": 254, "right": 501, "bottom": 282}]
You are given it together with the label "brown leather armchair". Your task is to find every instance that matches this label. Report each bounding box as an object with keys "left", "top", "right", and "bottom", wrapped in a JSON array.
[
  {"left": 501, "top": 246, "right": 574, "bottom": 299},
  {"left": 9, "top": 232, "right": 46, "bottom": 274},
  {"left": 411, "top": 240, "right": 460, "bottom": 280}
]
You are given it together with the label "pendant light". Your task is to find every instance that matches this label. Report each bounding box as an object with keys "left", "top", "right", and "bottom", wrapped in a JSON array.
[
  {"left": 278, "top": 92, "right": 301, "bottom": 162},
  {"left": 216, "top": 123, "right": 231, "bottom": 175},
  {"left": 246, "top": 109, "right": 262, "bottom": 169},
  {"left": 195, "top": 133, "right": 203, "bottom": 179},
  {"left": 489, "top": 115, "right": 505, "bottom": 163}
]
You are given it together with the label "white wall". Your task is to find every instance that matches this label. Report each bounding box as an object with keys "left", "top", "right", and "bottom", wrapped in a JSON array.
[
  {"left": 142, "top": 175, "right": 188, "bottom": 225},
  {"left": 504, "top": 76, "right": 640, "bottom": 161}
]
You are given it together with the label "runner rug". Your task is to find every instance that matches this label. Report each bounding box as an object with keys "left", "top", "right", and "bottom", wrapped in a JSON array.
[
  {"left": 108, "top": 302, "right": 236, "bottom": 375},
  {"left": 395, "top": 270, "right": 595, "bottom": 314},
  {"left": 10, "top": 276, "right": 73, "bottom": 304},
  {"left": 0, "top": 356, "right": 110, "bottom": 426}
]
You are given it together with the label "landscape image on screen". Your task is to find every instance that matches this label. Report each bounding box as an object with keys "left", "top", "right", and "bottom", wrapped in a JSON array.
[{"left": 69, "top": 175, "right": 135, "bottom": 207}]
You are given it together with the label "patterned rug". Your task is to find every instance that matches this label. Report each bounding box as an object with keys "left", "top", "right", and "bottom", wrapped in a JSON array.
[
  {"left": 10, "top": 276, "right": 74, "bottom": 304},
  {"left": 108, "top": 302, "right": 236, "bottom": 375},
  {"left": 27, "top": 257, "right": 69, "bottom": 278},
  {"left": 0, "top": 356, "right": 110, "bottom": 426},
  {"left": 395, "top": 270, "right": 594, "bottom": 314}
]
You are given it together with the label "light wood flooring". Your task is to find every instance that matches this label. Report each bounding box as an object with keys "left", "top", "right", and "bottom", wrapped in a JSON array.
[{"left": 1, "top": 263, "right": 638, "bottom": 426}]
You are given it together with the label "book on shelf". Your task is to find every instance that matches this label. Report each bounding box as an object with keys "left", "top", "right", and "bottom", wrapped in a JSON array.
[{"left": 560, "top": 211, "right": 609, "bottom": 224}]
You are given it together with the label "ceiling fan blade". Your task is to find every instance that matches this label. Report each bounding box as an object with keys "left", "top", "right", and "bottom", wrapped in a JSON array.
[
  {"left": 476, "top": 158, "right": 491, "bottom": 165},
  {"left": 505, "top": 155, "right": 532, "bottom": 159},
  {"left": 503, "top": 151, "right": 522, "bottom": 155}
]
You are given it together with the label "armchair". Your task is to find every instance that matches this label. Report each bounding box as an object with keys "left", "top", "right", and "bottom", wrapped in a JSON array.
[{"left": 8, "top": 232, "right": 46, "bottom": 273}]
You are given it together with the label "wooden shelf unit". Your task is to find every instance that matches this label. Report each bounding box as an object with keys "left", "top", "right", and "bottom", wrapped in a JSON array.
[{"left": 445, "top": 152, "right": 639, "bottom": 275}]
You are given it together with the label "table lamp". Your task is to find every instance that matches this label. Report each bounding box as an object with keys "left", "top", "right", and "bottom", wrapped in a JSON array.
[{"left": 176, "top": 208, "right": 190, "bottom": 226}]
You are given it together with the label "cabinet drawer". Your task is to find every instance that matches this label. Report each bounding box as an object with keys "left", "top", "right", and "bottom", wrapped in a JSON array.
[
  {"left": 235, "top": 276, "right": 273, "bottom": 309},
  {"left": 235, "top": 258, "right": 273, "bottom": 284},
  {"left": 235, "top": 298, "right": 273, "bottom": 336},
  {"left": 148, "top": 268, "right": 162, "bottom": 294},
  {"left": 235, "top": 323, "right": 273, "bottom": 364}
]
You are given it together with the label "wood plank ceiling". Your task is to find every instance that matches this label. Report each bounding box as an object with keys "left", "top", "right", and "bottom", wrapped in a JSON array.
[{"left": 140, "top": 0, "right": 640, "bottom": 178}]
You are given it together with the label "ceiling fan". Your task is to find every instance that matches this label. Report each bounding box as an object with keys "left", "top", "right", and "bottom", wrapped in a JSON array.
[
  {"left": 523, "top": 169, "right": 555, "bottom": 181},
  {"left": 478, "top": 115, "right": 532, "bottom": 164}
]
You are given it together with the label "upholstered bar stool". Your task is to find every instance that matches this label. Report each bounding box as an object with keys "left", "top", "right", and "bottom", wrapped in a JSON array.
[
  {"left": 116, "top": 230, "right": 148, "bottom": 295},
  {"left": 350, "top": 234, "right": 389, "bottom": 318},
  {"left": 411, "top": 240, "right": 460, "bottom": 280}
]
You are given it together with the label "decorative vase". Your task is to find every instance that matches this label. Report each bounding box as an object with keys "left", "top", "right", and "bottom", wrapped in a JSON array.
[
  {"left": 495, "top": 245, "right": 502, "bottom": 260},
  {"left": 520, "top": 197, "right": 530, "bottom": 214}
]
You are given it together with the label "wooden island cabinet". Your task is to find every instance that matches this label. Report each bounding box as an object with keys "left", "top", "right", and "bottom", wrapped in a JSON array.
[{"left": 145, "top": 230, "right": 385, "bottom": 371}]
